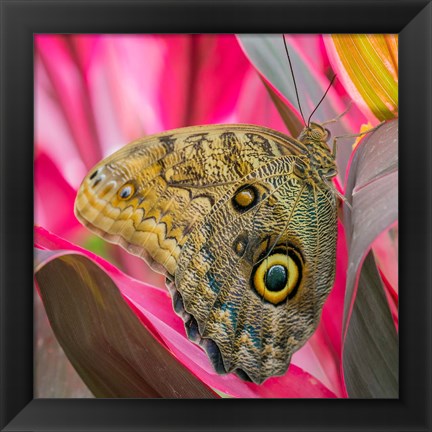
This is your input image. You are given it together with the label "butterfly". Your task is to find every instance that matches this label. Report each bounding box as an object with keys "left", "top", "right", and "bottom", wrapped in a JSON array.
[{"left": 74, "top": 120, "right": 339, "bottom": 384}]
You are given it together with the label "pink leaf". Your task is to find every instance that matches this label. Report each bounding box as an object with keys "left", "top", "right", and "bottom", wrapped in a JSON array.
[
  {"left": 158, "top": 35, "right": 252, "bottom": 128},
  {"left": 35, "top": 35, "right": 103, "bottom": 169},
  {"left": 34, "top": 150, "right": 81, "bottom": 238}
]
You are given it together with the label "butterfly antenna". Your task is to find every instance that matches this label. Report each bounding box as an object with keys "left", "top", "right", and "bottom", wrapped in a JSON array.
[
  {"left": 307, "top": 74, "right": 337, "bottom": 127},
  {"left": 282, "top": 35, "right": 307, "bottom": 127}
]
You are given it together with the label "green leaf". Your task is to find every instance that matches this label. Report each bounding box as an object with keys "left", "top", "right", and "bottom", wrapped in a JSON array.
[
  {"left": 35, "top": 249, "right": 217, "bottom": 398},
  {"left": 83, "top": 234, "right": 112, "bottom": 260},
  {"left": 343, "top": 119, "right": 398, "bottom": 398}
]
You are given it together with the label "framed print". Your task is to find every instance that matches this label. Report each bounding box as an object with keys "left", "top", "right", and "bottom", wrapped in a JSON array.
[
  {"left": 33, "top": 32, "right": 399, "bottom": 398},
  {"left": 1, "top": 0, "right": 431, "bottom": 431}
]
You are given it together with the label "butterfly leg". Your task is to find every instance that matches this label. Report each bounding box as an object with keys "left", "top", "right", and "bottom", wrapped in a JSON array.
[
  {"left": 331, "top": 122, "right": 384, "bottom": 158},
  {"left": 321, "top": 101, "right": 353, "bottom": 127},
  {"left": 332, "top": 137, "right": 338, "bottom": 158}
]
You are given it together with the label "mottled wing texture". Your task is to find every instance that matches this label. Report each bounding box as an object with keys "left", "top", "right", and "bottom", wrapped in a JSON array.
[{"left": 75, "top": 124, "right": 338, "bottom": 384}]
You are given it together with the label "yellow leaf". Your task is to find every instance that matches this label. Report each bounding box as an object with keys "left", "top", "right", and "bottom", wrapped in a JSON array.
[{"left": 331, "top": 35, "right": 398, "bottom": 121}]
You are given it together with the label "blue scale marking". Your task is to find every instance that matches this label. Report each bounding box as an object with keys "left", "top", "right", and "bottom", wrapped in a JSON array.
[
  {"left": 243, "top": 324, "right": 261, "bottom": 349},
  {"left": 207, "top": 271, "right": 221, "bottom": 294}
]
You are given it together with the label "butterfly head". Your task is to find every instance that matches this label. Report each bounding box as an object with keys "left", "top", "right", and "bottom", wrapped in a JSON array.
[
  {"left": 296, "top": 123, "right": 338, "bottom": 181},
  {"left": 299, "top": 122, "right": 331, "bottom": 145}
]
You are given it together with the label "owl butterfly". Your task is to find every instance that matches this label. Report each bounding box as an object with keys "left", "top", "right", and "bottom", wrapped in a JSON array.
[
  {"left": 75, "top": 42, "right": 341, "bottom": 385},
  {"left": 75, "top": 121, "right": 340, "bottom": 384}
]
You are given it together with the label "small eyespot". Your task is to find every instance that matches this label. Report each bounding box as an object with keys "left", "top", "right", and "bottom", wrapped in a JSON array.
[
  {"left": 251, "top": 249, "right": 303, "bottom": 305},
  {"left": 233, "top": 234, "right": 248, "bottom": 257},
  {"left": 117, "top": 183, "right": 135, "bottom": 200},
  {"left": 232, "top": 185, "right": 258, "bottom": 212}
]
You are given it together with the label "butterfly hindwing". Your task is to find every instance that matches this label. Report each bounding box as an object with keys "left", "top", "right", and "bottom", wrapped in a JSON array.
[{"left": 175, "top": 161, "right": 337, "bottom": 383}]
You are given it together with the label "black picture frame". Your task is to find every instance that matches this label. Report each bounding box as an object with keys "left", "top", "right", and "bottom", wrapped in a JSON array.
[{"left": 1, "top": 0, "right": 431, "bottom": 431}]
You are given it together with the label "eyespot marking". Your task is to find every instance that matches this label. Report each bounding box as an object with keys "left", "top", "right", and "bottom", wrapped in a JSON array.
[
  {"left": 233, "top": 233, "right": 248, "bottom": 257},
  {"left": 265, "top": 264, "right": 287, "bottom": 292},
  {"left": 232, "top": 185, "right": 258, "bottom": 212},
  {"left": 251, "top": 248, "right": 303, "bottom": 305},
  {"left": 118, "top": 183, "right": 135, "bottom": 200}
]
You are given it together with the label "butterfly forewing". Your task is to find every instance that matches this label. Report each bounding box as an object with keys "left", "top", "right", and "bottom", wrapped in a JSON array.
[
  {"left": 75, "top": 124, "right": 304, "bottom": 274},
  {"left": 75, "top": 123, "right": 338, "bottom": 384}
]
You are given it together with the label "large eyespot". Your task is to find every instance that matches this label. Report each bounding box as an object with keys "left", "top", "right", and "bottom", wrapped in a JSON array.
[
  {"left": 232, "top": 185, "right": 258, "bottom": 212},
  {"left": 251, "top": 249, "right": 303, "bottom": 305},
  {"left": 117, "top": 182, "right": 135, "bottom": 200}
]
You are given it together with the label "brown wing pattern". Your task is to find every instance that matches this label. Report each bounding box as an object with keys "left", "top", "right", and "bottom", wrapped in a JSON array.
[
  {"left": 75, "top": 124, "right": 305, "bottom": 275},
  {"left": 75, "top": 123, "right": 337, "bottom": 384}
]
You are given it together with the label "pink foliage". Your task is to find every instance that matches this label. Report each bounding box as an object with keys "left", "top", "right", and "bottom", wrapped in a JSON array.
[{"left": 34, "top": 34, "right": 397, "bottom": 398}]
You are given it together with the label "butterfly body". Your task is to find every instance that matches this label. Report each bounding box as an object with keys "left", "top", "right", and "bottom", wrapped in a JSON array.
[{"left": 75, "top": 123, "right": 338, "bottom": 384}]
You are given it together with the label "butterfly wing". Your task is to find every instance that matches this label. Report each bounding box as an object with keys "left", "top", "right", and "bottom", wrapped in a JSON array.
[
  {"left": 75, "top": 124, "right": 337, "bottom": 384},
  {"left": 75, "top": 124, "right": 306, "bottom": 276}
]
